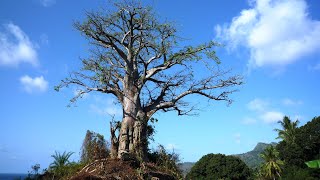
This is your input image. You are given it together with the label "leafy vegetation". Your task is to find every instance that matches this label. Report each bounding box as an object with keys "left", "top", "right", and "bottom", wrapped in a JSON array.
[
  {"left": 80, "top": 130, "right": 110, "bottom": 163},
  {"left": 49, "top": 151, "right": 74, "bottom": 170},
  {"left": 178, "top": 162, "right": 195, "bottom": 177},
  {"left": 235, "top": 142, "right": 276, "bottom": 169},
  {"left": 186, "top": 153, "right": 251, "bottom": 179},
  {"left": 305, "top": 160, "right": 320, "bottom": 169},
  {"left": 56, "top": 0, "right": 242, "bottom": 160},
  {"left": 47, "top": 151, "right": 81, "bottom": 179},
  {"left": 275, "top": 116, "right": 320, "bottom": 179},
  {"left": 258, "top": 146, "right": 284, "bottom": 179},
  {"left": 274, "top": 116, "right": 299, "bottom": 144},
  {"left": 147, "top": 145, "right": 183, "bottom": 179}
]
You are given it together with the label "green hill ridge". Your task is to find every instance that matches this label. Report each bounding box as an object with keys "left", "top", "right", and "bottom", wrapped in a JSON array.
[
  {"left": 179, "top": 142, "right": 276, "bottom": 175},
  {"left": 234, "top": 142, "right": 277, "bottom": 169}
]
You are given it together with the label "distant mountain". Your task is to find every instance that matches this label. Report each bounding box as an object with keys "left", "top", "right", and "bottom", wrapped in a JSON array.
[
  {"left": 178, "top": 142, "right": 277, "bottom": 176},
  {"left": 178, "top": 162, "right": 195, "bottom": 177},
  {"left": 234, "top": 142, "right": 277, "bottom": 169}
]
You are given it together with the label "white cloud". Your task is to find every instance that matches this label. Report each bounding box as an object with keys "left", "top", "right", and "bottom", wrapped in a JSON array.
[
  {"left": 247, "top": 98, "right": 268, "bottom": 111},
  {"left": 245, "top": 98, "right": 287, "bottom": 124},
  {"left": 242, "top": 117, "right": 257, "bottom": 125},
  {"left": 282, "top": 98, "right": 303, "bottom": 106},
  {"left": 20, "top": 75, "right": 48, "bottom": 93},
  {"left": 260, "top": 111, "right": 284, "bottom": 123},
  {"left": 40, "top": 0, "right": 56, "bottom": 7},
  {"left": 215, "top": 0, "right": 320, "bottom": 68},
  {"left": 0, "top": 23, "right": 38, "bottom": 67}
]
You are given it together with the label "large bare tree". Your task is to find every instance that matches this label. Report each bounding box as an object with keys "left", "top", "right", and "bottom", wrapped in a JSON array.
[{"left": 56, "top": 1, "right": 243, "bottom": 160}]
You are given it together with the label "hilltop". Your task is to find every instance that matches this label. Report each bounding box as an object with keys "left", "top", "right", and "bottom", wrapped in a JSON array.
[
  {"left": 234, "top": 142, "right": 277, "bottom": 169},
  {"left": 179, "top": 142, "right": 276, "bottom": 175}
]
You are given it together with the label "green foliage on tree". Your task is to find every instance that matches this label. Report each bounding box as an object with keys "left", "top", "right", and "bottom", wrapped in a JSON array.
[
  {"left": 186, "top": 153, "right": 251, "bottom": 180},
  {"left": 47, "top": 151, "right": 84, "bottom": 179},
  {"left": 276, "top": 116, "right": 320, "bottom": 179},
  {"left": 50, "top": 151, "right": 74, "bottom": 170},
  {"left": 55, "top": 0, "right": 243, "bottom": 160},
  {"left": 259, "top": 146, "right": 284, "bottom": 179},
  {"left": 80, "top": 130, "right": 110, "bottom": 163},
  {"left": 147, "top": 145, "right": 183, "bottom": 179},
  {"left": 305, "top": 160, "right": 320, "bottom": 169},
  {"left": 274, "top": 116, "right": 299, "bottom": 144}
]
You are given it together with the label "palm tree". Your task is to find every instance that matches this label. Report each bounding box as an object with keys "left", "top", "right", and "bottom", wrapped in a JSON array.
[
  {"left": 260, "top": 146, "right": 284, "bottom": 180},
  {"left": 49, "top": 151, "right": 74, "bottom": 171},
  {"left": 274, "top": 116, "right": 299, "bottom": 144}
]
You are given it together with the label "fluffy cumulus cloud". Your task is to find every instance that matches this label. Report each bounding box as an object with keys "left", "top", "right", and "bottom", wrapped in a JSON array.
[
  {"left": 20, "top": 75, "right": 48, "bottom": 93},
  {"left": 247, "top": 98, "right": 269, "bottom": 111},
  {"left": 0, "top": 23, "right": 38, "bottom": 67},
  {"left": 215, "top": 0, "right": 320, "bottom": 68},
  {"left": 260, "top": 111, "right": 284, "bottom": 123},
  {"left": 245, "top": 98, "right": 284, "bottom": 124}
]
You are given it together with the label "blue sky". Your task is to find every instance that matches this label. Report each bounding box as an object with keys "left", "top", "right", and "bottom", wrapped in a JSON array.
[{"left": 1, "top": 0, "right": 320, "bottom": 173}]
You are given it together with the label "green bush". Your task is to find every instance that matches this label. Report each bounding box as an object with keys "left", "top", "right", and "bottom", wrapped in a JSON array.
[
  {"left": 186, "top": 153, "right": 251, "bottom": 180},
  {"left": 147, "top": 145, "right": 183, "bottom": 179},
  {"left": 81, "top": 130, "right": 110, "bottom": 163}
]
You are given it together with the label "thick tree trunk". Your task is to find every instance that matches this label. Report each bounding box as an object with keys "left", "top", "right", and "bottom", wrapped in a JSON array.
[
  {"left": 117, "top": 114, "right": 148, "bottom": 160},
  {"left": 117, "top": 93, "right": 148, "bottom": 160},
  {"left": 118, "top": 116, "right": 135, "bottom": 157},
  {"left": 133, "top": 111, "right": 148, "bottom": 160}
]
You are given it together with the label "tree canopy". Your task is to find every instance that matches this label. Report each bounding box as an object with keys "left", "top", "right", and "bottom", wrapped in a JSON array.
[
  {"left": 276, "top": 116, "right": 320, "bottom": 179},
  {"left": 275, "top": 116, "right": 299, "bottom": 144},
  {"left": 81, "top": 130, "right": 110, "bottom": 163},
  {"left": 260, "top": 146, "right": 284, "bottom": 179},
  {"left": 56, "top": 0, "right": 242, "bottom": 159},
  {"left": 186, "top": 153, "right": 251, "bottom": 180}
]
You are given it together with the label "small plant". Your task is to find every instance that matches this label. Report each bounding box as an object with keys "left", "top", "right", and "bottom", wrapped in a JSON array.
[
  {"left": 48, "top": 151, "right": 75, "bottom": 178},
  {"left": 81, "top": 130, "right": 110, "bottom": 163},
  {"left": 148, "top": 145, "right": 183, "bottom": 179}
]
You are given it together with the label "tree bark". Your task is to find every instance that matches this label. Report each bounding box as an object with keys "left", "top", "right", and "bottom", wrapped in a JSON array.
[
  {"left": 118, "top": 115, "right": 135, "bottom": 157},
  {"left": 110, "top": 122, "right": 119, "bottom": 159},
  {"left": 133, "top": 111, "right": 148, "bottom": 160},
  {"left": 117, "top": 85, "right": 148, "bottom": 160}
]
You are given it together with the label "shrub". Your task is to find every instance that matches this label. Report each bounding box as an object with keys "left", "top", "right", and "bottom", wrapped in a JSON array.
[
  {"left": 186, "top": 153, "right": 251, "bottom": 180},
  {"left": 81, "top": 130, "right": 110, "bottom": 163},
  {"left": 147, "top": 145, "right": 183, "bottom": 179}
]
